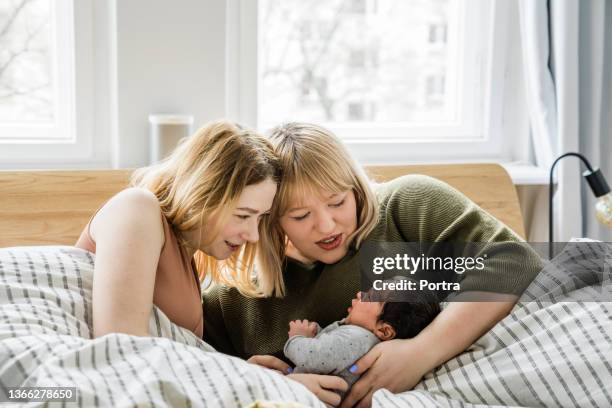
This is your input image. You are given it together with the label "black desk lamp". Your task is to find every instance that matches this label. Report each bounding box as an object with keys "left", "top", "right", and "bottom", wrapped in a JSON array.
[{"left": 549, "top": 152, "right": 612, "bottom": 258}]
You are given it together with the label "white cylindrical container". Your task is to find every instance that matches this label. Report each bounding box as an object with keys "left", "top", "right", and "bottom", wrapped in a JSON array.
[{"left": 148, "top": 114, "right": 194, "bottom": 164}]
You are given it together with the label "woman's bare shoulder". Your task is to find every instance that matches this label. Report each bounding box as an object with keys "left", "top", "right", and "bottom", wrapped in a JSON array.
[
  {"left": 90, "top": 187, "right": 164, "bottom": 243},
  {"left": 111, "top": 187, "right": 159, "bottom": 206}
]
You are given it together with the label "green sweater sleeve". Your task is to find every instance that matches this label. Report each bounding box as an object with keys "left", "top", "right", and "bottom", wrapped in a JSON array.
[{"left": 374, "top": 175, "right": 542, "bottom": 295}]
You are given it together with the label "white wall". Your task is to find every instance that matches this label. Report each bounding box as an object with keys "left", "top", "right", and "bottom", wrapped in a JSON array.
[{"left": 114, "top": 0, "right": 226, "bottom": 167}]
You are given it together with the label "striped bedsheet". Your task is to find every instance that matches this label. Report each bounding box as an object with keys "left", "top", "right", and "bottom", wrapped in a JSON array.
[
  {"left": 380, "top": 239, "right": 611, "bottom": 407},
  {"left": 0, "top": 246, "right": 323, "bottom": 407},
  {"left": 1, "top": 242, "right": 610, "bottom": 407}
]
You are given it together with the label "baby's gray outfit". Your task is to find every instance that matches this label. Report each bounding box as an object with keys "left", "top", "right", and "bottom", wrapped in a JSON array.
[{"left": 283, "top": 320, "right": 380, "bottom": 389}]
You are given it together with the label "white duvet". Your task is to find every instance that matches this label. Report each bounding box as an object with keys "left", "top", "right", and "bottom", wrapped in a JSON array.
[{"left": 1, "top": 242, "right": 610, "bottom": 407}]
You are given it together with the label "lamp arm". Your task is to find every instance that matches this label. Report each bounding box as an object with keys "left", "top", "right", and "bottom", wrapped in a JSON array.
[{"left": 548, "top": 152, "right": 596, "bottom": 258}]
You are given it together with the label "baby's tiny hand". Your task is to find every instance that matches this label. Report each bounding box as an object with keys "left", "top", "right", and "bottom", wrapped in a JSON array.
[{"left": 288, "top": 319, "right": 318, "bottom": 338}]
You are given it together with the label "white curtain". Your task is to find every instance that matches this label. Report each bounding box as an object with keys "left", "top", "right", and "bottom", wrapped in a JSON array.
[
  {"left": 578, "top": 1, "right": 612, "bottom": 241},
  {"left": 519, "top": 0, "right": 612, "bottom": 241}
]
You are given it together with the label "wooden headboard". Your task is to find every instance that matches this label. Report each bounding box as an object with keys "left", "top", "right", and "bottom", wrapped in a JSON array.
[{"left": 0, "top": 164, "right": 524, "bottom": 247}]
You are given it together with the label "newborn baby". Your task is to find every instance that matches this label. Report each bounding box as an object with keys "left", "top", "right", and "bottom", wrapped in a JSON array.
[{"left": 283, "top": 287, "right": 440, "bottom": 392}]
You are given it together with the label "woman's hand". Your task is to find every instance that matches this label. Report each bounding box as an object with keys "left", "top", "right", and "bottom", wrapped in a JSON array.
[
  {"left": 288, "top": 373, "right": 348, "bottom": 407},
  {"left": 247, "top": 355, "right": 292, "bottom": 374},
  {"left": 340, "top": 338, "right": 435, "bottom": 408}
]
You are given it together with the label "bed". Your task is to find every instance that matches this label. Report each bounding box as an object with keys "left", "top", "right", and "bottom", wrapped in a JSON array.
[
  {"left": 1, "top": 165, "right": 610, "bottom": 407},
  {"left": 0, "top": 164, "right": 525, "bottom": 247}
]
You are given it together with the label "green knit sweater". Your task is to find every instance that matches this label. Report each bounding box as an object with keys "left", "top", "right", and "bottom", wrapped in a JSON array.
[{"left": 202, "top": 175, "right": 542, "bottom": 359}]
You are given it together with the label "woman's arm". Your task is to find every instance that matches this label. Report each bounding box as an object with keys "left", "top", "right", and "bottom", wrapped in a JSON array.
[
  {"left": 340, "top": 295, "right": 517, "bottom": 408},
  {"left": 416, "top": 294, "right": 517, "bottom": 365},
  {"left": 90, "top": 188, "right": 165, "bottom": 338},
  {"left": 288, "top": 374, "right": 348, "bottom": 407}
]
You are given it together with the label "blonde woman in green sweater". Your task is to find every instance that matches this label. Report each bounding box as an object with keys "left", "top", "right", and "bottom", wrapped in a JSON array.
[{"left": 203, "top": 123, "right": 542, "bottom": 408}]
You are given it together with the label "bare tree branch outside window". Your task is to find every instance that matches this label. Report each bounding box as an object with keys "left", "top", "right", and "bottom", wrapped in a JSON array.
[
  {"left": 0, "top": 0, "right": 53, "bottom": 123},
  {"left": 258, "top": 0, "right": 452, "bottom": 127}
]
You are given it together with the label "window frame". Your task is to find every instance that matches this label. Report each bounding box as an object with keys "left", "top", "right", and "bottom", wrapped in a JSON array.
[
  {"left": 0, "top": 0, "right": 103, "bottom": 166},
  {"left": 227, "top": 0, "right": 512, "bottom": 164}
]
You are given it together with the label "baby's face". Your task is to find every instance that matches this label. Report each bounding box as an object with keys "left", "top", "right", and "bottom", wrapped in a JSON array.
[{"left": 344, "top": 291, "right": 384, "bottom": 331}]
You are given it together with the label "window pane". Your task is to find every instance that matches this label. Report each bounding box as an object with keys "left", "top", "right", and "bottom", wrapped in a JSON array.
[
  {"left": 258, "top": 0, "right": 458, "bottom": 126},
  {"left": 0, "top": 0, "right": 54, "bottom": 123}
]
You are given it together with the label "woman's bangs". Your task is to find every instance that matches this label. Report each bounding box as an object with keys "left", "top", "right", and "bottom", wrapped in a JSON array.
[{"left": 278, "top": 166, "right": 352, "bottom": 215}]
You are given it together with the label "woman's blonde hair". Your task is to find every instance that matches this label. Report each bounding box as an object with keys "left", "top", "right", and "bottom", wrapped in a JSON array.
[
  {"left": 268, "top": 122, "right": 379, "bottom": 256},
  {"left": 131, "top": 120, "right": 284, "bottom": 297}
]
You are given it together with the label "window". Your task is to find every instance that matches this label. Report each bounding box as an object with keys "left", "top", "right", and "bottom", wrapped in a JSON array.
[
  {"left": 228, "top": 0, "right": 510, "bottom": 163},
  {"left": 428, "top": 23, "right": 447, "bottom": 44},
  {"left": 348, "top": 50, "right": 364, "bottom": 69},
  {"left": 0, "top": 0, "right": 100, "bottom": 167},
  {"left": 347, "top": 101, "right": 376, "bottom": 121},
  {"left": 0, "top": 0, "right": 74, "bottom": 141},
  {"left": 346, "top": 0, "right": 367, "bottom": 14},
  {"left": 348, "top": 102, "right": 364, "bottom": 120},
  {"left": 425, "top": 75, "right": 445, "bottom": 106}
]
